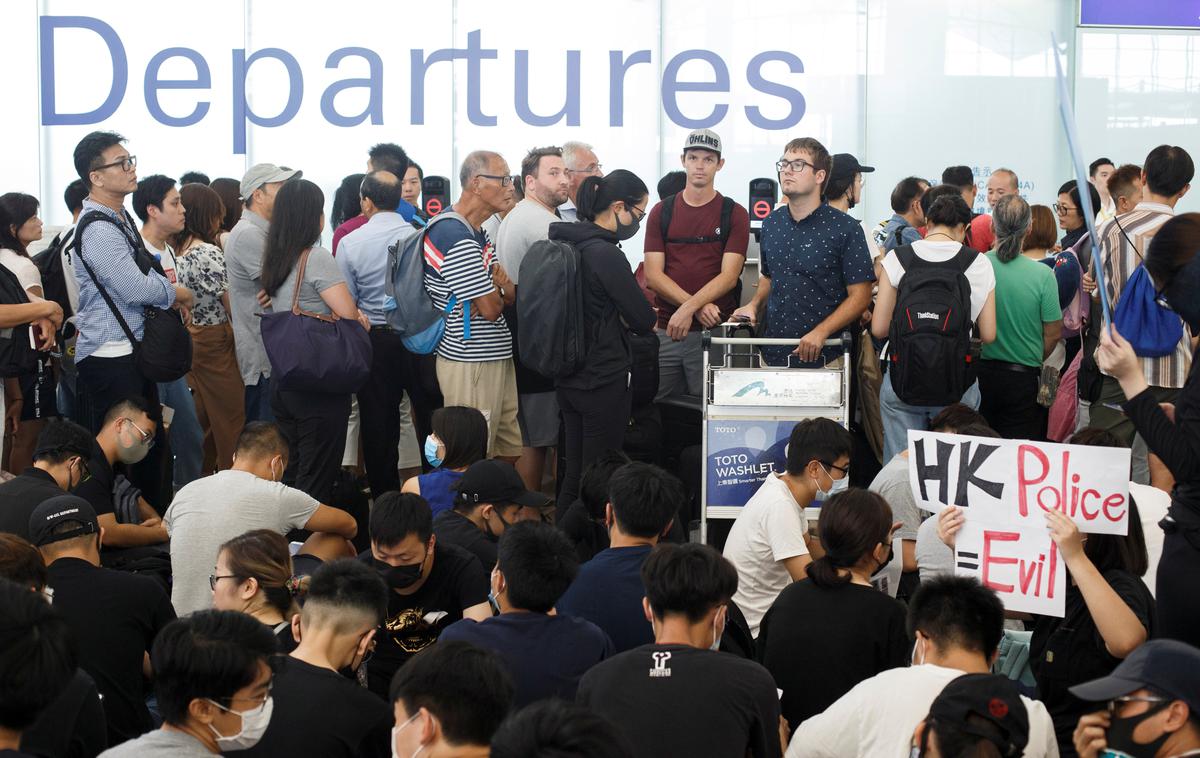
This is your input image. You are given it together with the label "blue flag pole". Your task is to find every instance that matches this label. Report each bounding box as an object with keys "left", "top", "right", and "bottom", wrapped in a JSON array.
[{"left": 1052, "top": 32, "right": 1111, "bottom": 328}]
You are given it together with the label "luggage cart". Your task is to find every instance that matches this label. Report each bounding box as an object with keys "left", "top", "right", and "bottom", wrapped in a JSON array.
[{"left": 700, "top": 329, "right": 852, "bottom": 544}]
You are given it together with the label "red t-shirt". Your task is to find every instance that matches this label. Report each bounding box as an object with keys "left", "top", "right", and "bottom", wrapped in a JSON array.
[
  {"left": 643, "top": 193, "right": 750, "bottom": 330},
  {"left": 968, "top": 214, "right": 994, "bottom": 253}
]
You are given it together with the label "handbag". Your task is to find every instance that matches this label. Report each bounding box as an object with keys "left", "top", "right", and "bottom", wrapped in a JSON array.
[
  {"left": 74, "top": 211, "right": 192, "bottom": 383},
  {"left": 258, "top": 249, "right": 372, "bottom": 394}
]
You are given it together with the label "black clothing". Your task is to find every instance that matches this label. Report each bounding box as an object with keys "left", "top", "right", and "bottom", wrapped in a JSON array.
[
  {"left": 558, "top": 499, "right": 609, "bottom": 562},
  {"left": 578, "top": 644, "right": 783, "bottom": 758},
  {"left": 273, "top": 621, "right": 299, "bottom": 654},
  {"left": 978, "top": 361, "right": 1046, "bottom": 440},
  {"left": 272, "top": 386, "right": 350, "bottom": 505},
  {"left": 361, "top": 543, "right": 489, "bottom": 698},
  {"left": 758, "top": 580, "right": 910, "bottom": 730},
  {"left": 432, "top": 509, "right": 497, "bottom": 570},
  {"left": 0, "top": 467, "right": 66, "bottom": 539},
  {"left": 1030, "top": 569, "right": 1155, "bottom": 757},
  {"left": 1060, "top": 226, "right": 1087, "bottom": 251},
  {"left": 73, "top": 453, "right": 115, "bottom": 517},
  {"left": 557, "top": 375, "right": 632, "bottom": 509},
  {"left": 46, "top": 557, "right": 176, "bottom": 746},
  {"left": 21, "top": 669, "right": 107, "bottom": 758},
  {"left": 358, "top": 329, "right": 432, "bottom": 500},
  {"left": 546, "top": 222, "right": 656, "bottom": 391},
  {"left": 240, "top": 657, "right": 391, "bottom": 758}
]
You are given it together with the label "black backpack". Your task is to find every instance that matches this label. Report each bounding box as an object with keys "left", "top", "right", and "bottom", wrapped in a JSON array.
[
  {"left": 887, "top": 244, "right": 976, "bottom": 406},
  {"left": 33, "top": 227, "right": 75, "bottom": 322},
  {"left": 659, "top": 193, "right": 735, "bottom": 246},
  {"left": 0, "top": 264, "right": 38, "bottom": 377},
  {"left": 517, "top": 239, "right": 586, "bottom": 380}
]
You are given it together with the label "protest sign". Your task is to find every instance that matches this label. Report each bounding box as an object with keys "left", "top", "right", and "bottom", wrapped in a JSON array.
[{"left": 954, "top": 521, "right": 1066, "bottom": 617}]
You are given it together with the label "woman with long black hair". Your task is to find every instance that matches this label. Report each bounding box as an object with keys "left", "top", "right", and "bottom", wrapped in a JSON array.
[
  {"left": 546, "top": 170, "right": 657, "bottom": 505},
  {"left": 261, "top": 178, "right": 369, "bottom": 504}
]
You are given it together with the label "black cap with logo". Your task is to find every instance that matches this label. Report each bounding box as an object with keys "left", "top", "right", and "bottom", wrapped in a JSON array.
[
  {"left": 453, "top": 459, "right": 549, "bottom": 509},
  {"left": 1069, "top": 639, "right": 1200, "bottom": 716},
  {"left": 927, "top": 674, "right": 1030, "bottom": 758},
  {"left": 28, "top": 495, "right": 100, "bottom": 547}
]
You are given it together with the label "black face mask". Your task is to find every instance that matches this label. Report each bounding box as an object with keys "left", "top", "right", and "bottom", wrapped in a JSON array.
[
  {"left": 872, "top": 541, "right": 895, "bottom": 577},
  {"left": 1104, "top": 700, "right": 1172, "bottom": 758},
  {"left": 373, "top": 553, "right": 426, "bottom": 590},
  {"left": 482, "top": 509, "right": 513, "bottom": 542},
  {"left": 614, "top": 207, "right": 641, "bottom": 241}
]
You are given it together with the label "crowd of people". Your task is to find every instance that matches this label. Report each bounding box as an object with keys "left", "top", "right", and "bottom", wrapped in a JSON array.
[{"left": 0, "top": 127, "right": 1198, "bottom": 758}]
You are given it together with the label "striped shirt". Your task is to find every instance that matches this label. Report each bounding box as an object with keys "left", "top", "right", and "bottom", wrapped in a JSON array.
[
  {"left": 422, "top": 215, "right": 511, "bottom": 362},
  {"left": 72, "top": 199, "right": 176, "bottom": 362},
  {"left": 1099, "top": 201, "right": 1191, "bottom": 388}
]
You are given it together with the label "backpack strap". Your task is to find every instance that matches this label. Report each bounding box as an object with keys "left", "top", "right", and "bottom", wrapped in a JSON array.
[
  {"left": 893, "top": 243, "right": 917, "bottom": 274},
  {"left": 950, "top": 244, "right": 977, "bottom": 273},
  {"left": 658, "top": 194, "right": 675, "bottom": 244},
  {"left": 73, "top": 211, "right": 141, "bottom": 347},
  {"left": 718, "top": 196, "right": 735, "bottom": 246},
  {"left": 660, "top": 193, "right": 735, "bottom": 246}
]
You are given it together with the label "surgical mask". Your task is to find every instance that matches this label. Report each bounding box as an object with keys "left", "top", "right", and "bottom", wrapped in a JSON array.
[
  {"left": 423, "top": 435, "right": 443, "bottom": 468},
  {"left": 373, "top": 554, "right": 426, "bottom": 590},
  {"left": 614, "top": 206, "right": 641, "bottom": 240},
  {"left": 115, "top": 421, "right": 152, "bottom": 465},
  {"left": 812, "top": 463, "right": 844, "bottom": 502},
  {"left": 911, "top": 637, "right": 927, "bottom": 666},
  {"left": 709, "top": 613, "right": 725, "bottom": 652},
  {"left": 207, "top": 695, "right": 273, "bottom": 751},
  {"left": 392, "top": 712, "right": 425, "bottom": 758},
  {"left": 1102, "top": 701, "right": 1172, "bottom": 758}
]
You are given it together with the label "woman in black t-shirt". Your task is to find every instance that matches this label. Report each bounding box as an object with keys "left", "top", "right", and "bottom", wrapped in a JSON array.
[
  {"left": 757, "top": 489, "right": 909, "bottom": 730},
  {"left": 211, "top": 529, "right": 304, "bottom": 654}
]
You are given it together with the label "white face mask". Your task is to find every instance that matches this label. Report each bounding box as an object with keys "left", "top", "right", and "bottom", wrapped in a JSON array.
[
  {"left": 207, "top": 695, "right": 273, "bottom": 751},
  {"left": 912, "top": 636, "right": 927, "bottom": 666},
  {"left": 812, "top": 463, "right": 846, "bottom": 501},
  {"left": 709, "top": 612, "right": 726, "bottom": 652},
  {"left": 392, "top": 712, "right": 425, "bottom": 758}
]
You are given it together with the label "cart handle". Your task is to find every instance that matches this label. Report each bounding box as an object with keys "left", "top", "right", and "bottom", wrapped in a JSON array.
[{"left": 702, "top": 330, "right": 853, "bottom": 349}]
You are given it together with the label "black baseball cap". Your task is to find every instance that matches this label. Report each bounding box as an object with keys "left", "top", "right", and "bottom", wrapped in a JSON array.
[
  {"left": 1069, "top": 639, "right": 1200, "bottom": 715},
  {"left": 454, "top": 459, "right": 548, "bottom": 509},
  {"left": 928, "top": 674, "right": 1030, "bottom": 758},
  {"left": 829, "top": 153, "right": 875, "bottom": 184},
  {"left": 28, "top": 495, "right": 100, "bottom": 547}
]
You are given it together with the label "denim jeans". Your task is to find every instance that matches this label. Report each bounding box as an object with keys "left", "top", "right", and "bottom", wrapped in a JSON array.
[
  {"left": 244, "top": 374, "right": 275, "bottom": 422},
  {"left": 157, "top": 377, "right": 203, "bottom": 489},
  {"left": 879, "top": 372, "right": 980, "bottom": 461}
]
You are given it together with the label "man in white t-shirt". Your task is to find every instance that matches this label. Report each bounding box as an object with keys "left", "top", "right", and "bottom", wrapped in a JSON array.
[
  {"left": 164, "top": 422, "right": 359, "bottom": 615},
  {"left": 133, "top": 175, "right": 204, "bottom": 491},
  {"left": 722, "top": 417, "right": 852, "bottom": 637},
  {"left": 789, "top": 575, "right": 1059, "bottom": 758}
]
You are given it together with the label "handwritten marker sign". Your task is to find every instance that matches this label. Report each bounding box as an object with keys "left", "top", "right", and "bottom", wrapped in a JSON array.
[{"left": 908, "top": 430, "right": 1131, "bottom": 617}]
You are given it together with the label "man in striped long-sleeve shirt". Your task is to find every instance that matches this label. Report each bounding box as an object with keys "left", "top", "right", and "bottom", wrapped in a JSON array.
[
  {"left": 1092, "top": 144, "right": 1193, "bottom": 479},
  {"left": 69, "top": 132, "right": 194, "bottom": 508}
]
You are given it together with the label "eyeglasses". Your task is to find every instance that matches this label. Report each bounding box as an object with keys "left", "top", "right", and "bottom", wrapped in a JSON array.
[
  {"left": 1107, "top": 695, "right": 1168, "bottom": 715},
  {"left": 476, "top": 174, "right": 514, "bottom": 187},
  {"left": 629, "top": 205, "right": 647, "bottom": 222},
  {"left": 566, "top": 164, "right": 603, "bottom": 176},
  {"left": 776, "top": 158, "right": 814, "bottom": 175},
  {"left": 93, "top": 155, "right": 137, "bottom": 173},
  {"left": 209, "top": 574, "right": 241, "bottom": 591},
  {"left": 123, "top": 418, "right": 155, "bottom": 448},
  {"left": 820, "top": 460, "right": 850, "bottom": 476},
  {"left": 72, "top": 456, "right": 92, "bottom": 484},
  {"left": 1053, "top": 203, "right": 1078, "bottom": 214}
]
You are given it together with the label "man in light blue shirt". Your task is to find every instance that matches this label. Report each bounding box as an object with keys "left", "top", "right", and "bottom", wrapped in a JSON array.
[
  {"left": 337, "top": 171, "right": 424, "bottom": 498},
  {"left": 878, "top": 176, "right": 928, "bottom": 253}
]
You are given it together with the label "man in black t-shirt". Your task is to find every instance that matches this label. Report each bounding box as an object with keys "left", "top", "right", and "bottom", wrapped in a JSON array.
[
  {"left": 30, "top": 495, "right": 175, "bottom": 747},
  {"left": 243, "top": 559, "right": 392, "bottom": 758},
  {"left": 0, "top": 419, "right": 93, "bottom": 540},
  {"left": 362, "top": 492, "right": 490, "bottom": 698},
  {"left": 433, "top": 459, "right": 547, "bottom": 570},
  {"left": 577, "top": 543, "right": 784, "bottom": 758}
]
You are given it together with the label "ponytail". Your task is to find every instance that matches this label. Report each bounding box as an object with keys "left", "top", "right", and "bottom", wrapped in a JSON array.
[
  {"left": 992, "top": 194, "right": 1031, "bottom": 263},
  {"left": 574, "top": 169, "right": 649, "bottom": 223},
  {"left": 806, "top": 554, "right": 852, "bottom": 587},
  {"left": 805, "top": 489, "right": 892, "bottom": 588}
]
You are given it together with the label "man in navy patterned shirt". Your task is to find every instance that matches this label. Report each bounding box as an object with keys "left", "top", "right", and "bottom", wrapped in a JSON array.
[{"left": 734, "top": 138, "right": 875, "bottom": 367}]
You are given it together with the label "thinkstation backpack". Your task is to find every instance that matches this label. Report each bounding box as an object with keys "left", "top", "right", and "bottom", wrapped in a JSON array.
[
  {"left": 517, "top": 239, "right": 585, "bottom": 380},
  {"left": 887, "top": 244, "right": 976, "bottom": 406},
  {"left": 384, "top": 211, "right": 469, "bottom": 354}
]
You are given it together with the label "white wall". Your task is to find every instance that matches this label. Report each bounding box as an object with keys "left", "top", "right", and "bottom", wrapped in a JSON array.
[{"left": 4, "top": 0, "right": 1197, "bottom": 239}]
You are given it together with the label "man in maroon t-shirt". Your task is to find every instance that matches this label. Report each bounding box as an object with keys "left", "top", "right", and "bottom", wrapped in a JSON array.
[{"left": 643, "top": 129, "right": 750, "bottom": 401}]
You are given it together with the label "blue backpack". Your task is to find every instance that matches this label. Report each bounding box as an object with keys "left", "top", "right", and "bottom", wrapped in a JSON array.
[
  {"left": 383, "top": 211, "right": 469, "bottom": 354},
  {"left": 1112, "top": 264, "right": 1183, "bottom": 357}
]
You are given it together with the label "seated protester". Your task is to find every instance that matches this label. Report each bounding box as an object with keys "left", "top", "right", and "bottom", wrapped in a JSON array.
[
  {"left": 578, "top": 543, "right": 783, "bottom": 758},
  {"left": 31, "top": 496, "right": 175, "bottom": 747},
  {"left": 723, "top": 418, "right": 852, "bottom": 637},
  {"left": 915, "top": 423, "right": 999, "bottom": 582},
  {"left": 434, "top": 459, "right": 547, "bottom": 570},
  {"left": 556, "top": 462, "right": 683, "bottom": 652},
  {"left": 1070, "top": 640, "right": 1200, "bottom": 758},
  {"left": 401, "top": 406, "right": 489, "bottom": 517},
  {"left": 939, "top": 428, "right": 1154, "bottom": 757},
  {"left": 490, "top": 700, "right": 634, "bottom": 758},
  {"left": 362, "top": 492, "right": 490, "bottom": 699},
  {"left": 0, "top": 534, "right": 107, "bottom": 758},
  {"left": 558, "top": 450, "right": 629, "bottom": 563},
  {"left": 164, "top": 422, "right": 358, "bottom": 615},
  {"left": 71, "top": 398, "right": 168, "bottom": 549},
  {"left": 442, "top": 522, "right": 613, "bottom": 706},
  {"left": 241, "top": 559, "right": 391, "bottom": 758},
  {"left": 389, "top": 640, "right": 514, "bottom": 758},
  {"left": 97, "top": 610, "right": 276, "bottom": 757},
  {"left": 0, "top": 578, "right": 78, "bottom": 758},
  {"left": 787, "top": 576, "right": 1057, "bottom": 758},
  {"left": 758, "top": 489, "right": 909, "bottom": 731},
  {"left": 0, "top": 418, "right": 93, "bottom": 540},
  {"left": 210, "top": 530, "right": 303, "bottom": 654},
  {"left": 911, "top": 674, "right": 1031, "bottom": 758}
]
